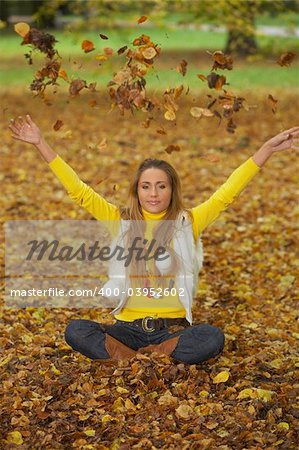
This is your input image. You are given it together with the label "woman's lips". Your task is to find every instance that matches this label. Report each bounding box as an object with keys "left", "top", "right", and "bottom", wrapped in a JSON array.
[{"left": 148, "top": 201, "right": 160, "bottom": 205}]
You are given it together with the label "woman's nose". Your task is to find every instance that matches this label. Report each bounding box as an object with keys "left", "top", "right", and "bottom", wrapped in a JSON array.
[{"left": 150, "top": 187, "right": 158, "bottom": 196}]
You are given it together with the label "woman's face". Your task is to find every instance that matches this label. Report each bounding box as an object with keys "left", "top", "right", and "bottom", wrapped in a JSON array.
[{"left": 137, "top": 168, "right": 172, "bottom": 214}]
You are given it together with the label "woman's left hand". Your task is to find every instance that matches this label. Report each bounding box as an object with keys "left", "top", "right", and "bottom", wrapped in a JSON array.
[{"left": 260, "top": 126, "right": 299, "bottom": 153}]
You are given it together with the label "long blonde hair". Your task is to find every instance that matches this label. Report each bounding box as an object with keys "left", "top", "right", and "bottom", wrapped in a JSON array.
[{"left": 119, "top": 159, "right": 192, "bottom": 287}]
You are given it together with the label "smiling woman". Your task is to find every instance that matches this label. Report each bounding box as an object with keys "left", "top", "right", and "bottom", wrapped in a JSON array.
[{"left": 8, "top": 114, "right": 299, "bottom": 365}]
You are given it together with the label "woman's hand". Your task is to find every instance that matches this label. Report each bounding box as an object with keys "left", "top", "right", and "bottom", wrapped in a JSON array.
[
  {"left": 9, "top": 115, "right": 42, "bottom": 145},
  {"left": 253, "top": 126, "right": 299, "bottom": 167},
  {"left": 9, "top": 115, "right": 57, "bottom": 163},
  {"left": 260, "top": 126, "right": 299, "bottom": 153}
]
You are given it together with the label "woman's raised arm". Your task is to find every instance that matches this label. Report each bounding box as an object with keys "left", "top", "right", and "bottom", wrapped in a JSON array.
[{"left": 9, "top": 115, "right": 56, "bottom": 163}]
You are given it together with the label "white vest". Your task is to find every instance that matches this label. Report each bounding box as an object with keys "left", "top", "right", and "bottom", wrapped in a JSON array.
[{"left": 103, "top": 212, "right": 203, "bottom": 324}]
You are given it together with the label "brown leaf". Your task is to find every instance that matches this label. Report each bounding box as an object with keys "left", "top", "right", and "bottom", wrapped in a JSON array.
[
  {"left": 53, "top": 119, "right": 63, "bottom": 131},
  {"left": 104, "top": 47, "right": 114, "bottom": 57},
  {"left": 177, "top": 59, "right": 188, "bottom": 76},
  {"left": 277, "top": 52, "right": 296, "bottom": 67},
  {"left": 268, "top": 94, "right": 278, "bottom": 114},
  {"left": 164, "top": 144, "right": 180, "bottom": 154},
  {"left": 197, "top": 74, "right": 207, "bottom": 82},
  {"left": 117, "top": 45, "right": 128, "bottom": 55},
  {"left": 207, "top": 72, "right": 227, "bottom": 90},
  {"left": 69, "top": 79, "right": 87, "bottom": 96},
  {"left": 226, "top": 118, "right": 237, "bottom": 133},
  {"left": 81, "top": 40, "right": 95, "bottom": 53},
  {"left": 99, "top": 33, "right": 109, "bottom": 40},
  {"left": 210, "top": 50, "right": 233, "bottom": 70},
  {"left": 138, "top": 16, "right": 148, "bottom": 24}
]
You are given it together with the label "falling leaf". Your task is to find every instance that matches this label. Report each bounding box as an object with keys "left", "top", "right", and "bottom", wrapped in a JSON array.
[
  {"left": 212, "top": 370, "right": 230, "bottom": 384},
  {"left": 14, "top": 22, "right": 30, "bottom": 37},
  {"left": 58, "top": 69, "right": 68, "bottom": 81},
  {"left": 142, "top": 47, "right": 157, "bottom": 59},
  {"left": 164, "top": 144, "right": 180, "bottom": 154},
  {"left": 99, "top": 33, "right": 109, "bottom": 40},
  {"left": 177, "top": 59, "right": 188, "bottom": 76},
  {"left": 207, "top": 72, "right": 227, "bottom": 90},
  {"left": 81, "top": 40, "right": 95, "bottom": 53},
  {"left": 97, "top": 138, "right": 107, "bottom": 150},
  {"left": 268, "top": 94, "right": 278, "bottom": 114},
  {"left": 197, "top": 74, "right": 207, "bottom": 82},
  {"left": 164, "top": 110, "right": 176, "bottom": 121},
  {"left": 277, "top": 52, "right": 296, "bottom": 67},
  {"left": 95, "top": 54, "right": 108, "bottom": 61},
  {"left": 210, "top": 50, "right": 233, "bottom": 70},
  {"left": 53, "top": 119, "right": 63, "bottom": 131},
  {"left": 190, "top": 107, "right": 214, "bottom": 118},
  {"left": 69, "top": 79, "right": 87, "bottom": 96},
  {"left": 226, "top": 118, "right": 237, "bottom": 133},
  {"left": 104, "top": 47, "right": 114, "bottom": 56},
  {"left": 138, "top": 16, "right": 148, "bottom": 24},
  {"left": 117, "top": 45, "right": 128, "bottom": 55}
]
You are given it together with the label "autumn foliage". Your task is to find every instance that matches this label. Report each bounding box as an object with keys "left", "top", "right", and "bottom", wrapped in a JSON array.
[{"left": 0, "top": 19, "right": 298, "bottom": 449}]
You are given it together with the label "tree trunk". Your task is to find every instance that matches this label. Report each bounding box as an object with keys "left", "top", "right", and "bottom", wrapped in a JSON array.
[
  {"left": 225, "top": 1, "right": 258, "bottom": 56},
  {"left": 225, "top": 29, "right": 258, "bottom": 56}
]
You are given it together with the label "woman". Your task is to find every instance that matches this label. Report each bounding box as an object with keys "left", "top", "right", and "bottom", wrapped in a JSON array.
[{"left": 9, "top": 115, "right": 299, "bottom": 364}]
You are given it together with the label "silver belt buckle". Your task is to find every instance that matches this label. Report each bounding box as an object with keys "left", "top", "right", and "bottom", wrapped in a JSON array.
[{"left": 142, "top": 316, "right": 155, "bottom": 332}]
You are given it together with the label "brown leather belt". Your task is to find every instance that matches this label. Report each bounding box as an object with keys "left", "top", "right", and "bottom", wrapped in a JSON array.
[{"left": 117, "top": 317, "right": 189, "bottom": 333}]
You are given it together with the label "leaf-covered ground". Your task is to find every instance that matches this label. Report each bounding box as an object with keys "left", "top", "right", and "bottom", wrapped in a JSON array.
[{"left": 0, "top": 89, "right": 298, "bottom": 449}]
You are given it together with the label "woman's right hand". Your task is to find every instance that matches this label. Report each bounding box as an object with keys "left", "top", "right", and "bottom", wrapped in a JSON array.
[{"left": 9, "top": 115, "right": 42, "bottom": 145}]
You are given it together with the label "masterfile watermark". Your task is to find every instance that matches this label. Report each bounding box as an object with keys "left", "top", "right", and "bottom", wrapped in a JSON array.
[
  {"left": 5, "top": 220, "right": 193, "bottom": 308},
  {"left": 26, "top": 237, "right": 169, "bottom": 267}
]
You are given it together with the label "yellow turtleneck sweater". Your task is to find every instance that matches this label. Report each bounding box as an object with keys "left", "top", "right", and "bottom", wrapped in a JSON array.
[{"left": 48, "top": 155, "right": 260, "bottom": 320}]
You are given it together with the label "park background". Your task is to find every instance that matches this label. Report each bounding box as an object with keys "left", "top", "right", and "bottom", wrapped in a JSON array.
[{"left": 0, "top": 1, "right": 299, "bottom": 449}]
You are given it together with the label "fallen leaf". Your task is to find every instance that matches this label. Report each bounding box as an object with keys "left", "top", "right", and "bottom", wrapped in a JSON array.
[{"left": 212, "top": 370, "right": 230, "bottom": 384}]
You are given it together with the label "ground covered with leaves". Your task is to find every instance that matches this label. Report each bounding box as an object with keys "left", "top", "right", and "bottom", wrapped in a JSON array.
[{"left": 0, "top": 86, "right": 298, "bottom": 450}]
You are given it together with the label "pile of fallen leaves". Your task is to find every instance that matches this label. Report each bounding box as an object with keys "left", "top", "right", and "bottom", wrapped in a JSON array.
[{"left": 0, "top": 86, "right": 298, "bottom": 448}]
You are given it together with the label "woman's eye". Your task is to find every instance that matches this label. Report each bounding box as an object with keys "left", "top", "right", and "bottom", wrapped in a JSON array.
[
  {"left": 142, "top": 185, "right": 148, "bottom": 189},
  {"left": 159, "top": 185, "right": 166, "bottom": 189}
]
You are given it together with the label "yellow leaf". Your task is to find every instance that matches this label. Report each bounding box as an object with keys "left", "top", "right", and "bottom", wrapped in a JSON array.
[
  {"left": 112, "top": 397, "right": 124, "bottom": 412},
  {"left": 95, "top": 55, "right": 108, "bottom": 61},
  {"left": 59, "top": 69, "right": 69, "bottom": 81},
  {"left": 267, "top": 358, "right": 283, "bottom": 369},
  {"left": 212, "top": 370, "right": 230, "bottom": 384},
  {"left": 277, "top": 422, "right": 289, "bottom": 431},
  {"left": 7, "top": 431, "right": 23, "bottom": 445},
  {"left": 175, "top": 404, "right": 194, "bottom": 419},
  {"left": 0, "top": 356, "right": 12, "bottom": 367},
  {"left": 237, "top": 388, "right": 257, "bottom": 400},
  {"left": 142, "top": 47, "right": 157, "bottom": 59},
  {"left": 125, "top": 399, "right": 136, "bottom": 410},
  {"left": 256, "top": 388, "right": 275, "bottom": 402},
  {"left": 102, "top": 414, "right": 114, "bottom": 423},
  {"left": 84, "top": 429, "right": 96, "bottom": 437},
  {"left": 199, "top": 390, "right": 209, "bottom": 398},
  {"left": 51, "top": 364, "right": 61, "bottom": 375},
  {"left": 116, "top": 386, "right": 129, "bottom": 394},
  {"left": 164, "top": 110, "right": 176, "bottom": 121},
  {"left": 14, "top": 22, "right": 30, "bottom": 37}
]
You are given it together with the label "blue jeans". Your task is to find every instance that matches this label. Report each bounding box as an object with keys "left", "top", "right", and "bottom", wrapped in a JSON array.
[{"left": 65, "top": 319, "right": 225, "bottom": 365}]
